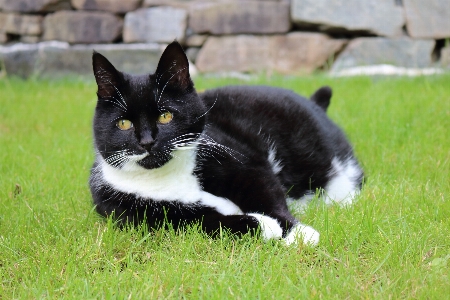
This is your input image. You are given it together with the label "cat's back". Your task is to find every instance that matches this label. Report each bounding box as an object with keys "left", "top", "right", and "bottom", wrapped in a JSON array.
[
  {"left": 201, "top": 85, "right": 313, "bottom": 111},
  {"left": 200, "top": 85, "right": 338, "bottom": 138},
  {"left": 200, "top": 85, "right": 354, "bottom": 164},
  {"left": 200, "top": 85, "right": 326, "bottom": 127}
]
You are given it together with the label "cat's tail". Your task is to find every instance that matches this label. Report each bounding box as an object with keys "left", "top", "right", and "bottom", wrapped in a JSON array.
[{"left": 310, "top": 86, "right": 332, "bottom": 112}]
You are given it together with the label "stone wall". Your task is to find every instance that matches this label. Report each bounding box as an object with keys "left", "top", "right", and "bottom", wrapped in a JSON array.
[{"left": 0, "top": 0, "right": 449, "bottom": 78}]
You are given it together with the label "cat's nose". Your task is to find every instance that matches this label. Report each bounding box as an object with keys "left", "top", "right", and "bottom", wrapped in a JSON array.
[{"left": 139, "top": 132, "right": 155, "bottom": 150}]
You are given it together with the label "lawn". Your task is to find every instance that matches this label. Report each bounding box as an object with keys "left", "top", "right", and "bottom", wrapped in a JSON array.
[{"left": 0, "top": 74, "right": 449, "bottom": 299}]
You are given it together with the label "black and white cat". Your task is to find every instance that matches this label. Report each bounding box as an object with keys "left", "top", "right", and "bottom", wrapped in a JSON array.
[{"left": 89, "top": 41, "right": 363, "bottom": 246}]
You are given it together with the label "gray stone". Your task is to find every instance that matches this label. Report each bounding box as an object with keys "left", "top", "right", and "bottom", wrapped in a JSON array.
[
  {"left": 291, "top": 0, "right": 405, "bottom": 37},
  {"left": 0, "top": 13, "right": 6, "bottom": 34},
  {"left": 36, "top": 43, "right": 163, "bottom": 77},
  {"left": 185, "top": 47, "right": 200, "bottom": 63},
  {"left": 196, "top": 33, "right": 346, "bottom": 74},
  {"left": 1, "top": 13, "right": 43, "bottom": 36},
  {"left": 143, "top": 0, "right": 281, "bottom": 11},
  {"left": 441, "top": 46, "right": 450, "bottom": 68},
  {"left": 189, "top": 1, "right": 290, "bottom": 34},
  {"left": 43, "top": 11, "right": 123, "bottom": 44},
  {"left": 0, "top": 32, "right": 8, "bottom": 44},
  {"left": 185, "top": 34, "right": 208, "bottom": 47},
  {"left": 123, "top": 7, "right": 187, "bottom": 43},
  {"left": 71, "top": 0, "right": 141, "bottom": 14},
  {"left": 403, "top": 0, "right": 450, "bottom": 39},
  {"left": 20, "top": 35, "right": 41, "bottom": 43},
  {"left": 0, "top": 0, "right": 71, "bottom": 12},
  {"left": 0, "top": 43, "right": 39, "bottom": 78},
  {"left": 143, "top": 0, "right": 193, "bottom": 10},
  {"left": 331, "top": 37, "right": 435, "bottom": 72},
  {"left": 0, "top": 42, "right": 163, "bottom": 78}
]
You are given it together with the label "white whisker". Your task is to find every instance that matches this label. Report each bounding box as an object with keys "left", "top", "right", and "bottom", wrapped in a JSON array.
[
  {"left": 196, "top": 94, "right": 218, "bottom": 121},
  {"left": 157, "top": 66, "right": 188, "bottom": 105}
]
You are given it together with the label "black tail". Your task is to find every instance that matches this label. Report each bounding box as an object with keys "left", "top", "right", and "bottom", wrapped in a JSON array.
[{"left": 310, "top": 86, "right": 332, "bottom": 112}]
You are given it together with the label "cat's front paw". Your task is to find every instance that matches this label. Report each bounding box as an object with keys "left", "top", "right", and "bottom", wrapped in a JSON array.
[
  {"left": 247, "top": 213, "right": 283, "bottom": 240},
  {"left": 284, "top": 223, "right": 320, "bottom": 246}
]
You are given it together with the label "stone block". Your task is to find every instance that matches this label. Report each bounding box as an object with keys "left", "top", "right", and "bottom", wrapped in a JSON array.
[
  {"left": 0, "top": 32, "right": 8, "bottom": 44},
  {"left": 123, "top": 7, "right": 187, "bottom": 43},
  {"left": 0, "top": 0, "right": 71, "bottom": 13},
  {"left": 36, "top": 43, "right": 163, "bottom": 77},
  {"left": 143, "top": 0, "right": 193, "bottom": 10},
  {"left": 20, "top": 36, "right": 41, "bottom": 43},
  {"left": 291, "top": 0, "right": 405, "bottom": 37},
  {"left": 331, "top": 37, "right": 435, "bottom": 72},
  {"left": 0, "top": 42, "right": 163, "bottom": 78},
  {"left": 441, "top": 46, "right": 450, "bottom": 68},
  {"left": 0, "top": 13, "right": 6, "bottom": 32},
  {"left": 71, "top": 0, "right": 141, "bottom": 14},
  {"left": 1, "top": 13, "right": 43, "bottom": 36},
  {"left": 43, "top": 11, "right": 123, "bottom": 44},
  {"left": 403, "top": 0, "right": 450, "bottom": 39},
  {"left": 186, "top": 47, "right": 200, "bottom": 63},
  {"left": 195, "top": 33, "right": 346, "bottom": 74},
  {"left": 189, "top": 1, "right": 290, "bottom": 34},
  {"left": 0, "top": 43, "right": 40, "bottom": 78},
  {"left": 185, "top": 34, "right": 208, "bottom": 47}
]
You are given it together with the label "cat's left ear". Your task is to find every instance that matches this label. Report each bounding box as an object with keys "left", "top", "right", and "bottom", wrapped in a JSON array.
[{"left": 154, "top": 41, "right": 193, "bottom": 92}]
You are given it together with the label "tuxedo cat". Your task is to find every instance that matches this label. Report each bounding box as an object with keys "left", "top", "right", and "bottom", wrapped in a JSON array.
[{"left": 89, "top": 41, "right": 363, "bottom": 246}]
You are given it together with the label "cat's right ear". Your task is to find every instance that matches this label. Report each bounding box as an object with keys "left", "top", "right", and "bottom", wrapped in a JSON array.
[
  {"left": 92, "top": 51, "right": 121, "bottom": 98},
  {"left": 154, "top": 41, "right": 193, "bottom": 92}
]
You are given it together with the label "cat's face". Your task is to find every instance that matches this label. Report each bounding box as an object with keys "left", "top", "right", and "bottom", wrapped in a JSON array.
[{"left": 92, "top": 42, "right": 206, "bottom": 170}]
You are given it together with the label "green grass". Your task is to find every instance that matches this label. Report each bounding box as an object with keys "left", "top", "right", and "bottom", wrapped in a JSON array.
[{"left": 1, "top": 74, "right": 449, "bottom": 299}]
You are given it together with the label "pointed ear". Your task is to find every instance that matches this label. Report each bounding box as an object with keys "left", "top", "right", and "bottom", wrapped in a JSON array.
[
  {"left": 154, "top": 41, "right": 193, "bottom": 92},
  {"left": 92, "top": 51, "right": 121, "bottom": 98}
]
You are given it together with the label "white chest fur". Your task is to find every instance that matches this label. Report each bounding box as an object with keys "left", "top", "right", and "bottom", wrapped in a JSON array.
[{"left": 99, "top": 148, "right": 242, "bottom": 215}]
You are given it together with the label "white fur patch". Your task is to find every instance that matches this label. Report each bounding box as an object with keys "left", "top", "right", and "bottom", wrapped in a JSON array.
[
  {"left": 247, "top": 213, "right": 283, "bottom": 240},
  {"left": 100, "top": 147, "right": 242, "bottom": 215},
  {"left": 268, "top": 145, "right": 283, "bottom": 175},
  {"left": 324, "top": 157, "right": 362, "bottom": 205},
  {"left": 200, "top": 191, "right": 242, "bottom": 215},
  {"left": 284, "top": 223, "right": 320, "bottom": 246}
]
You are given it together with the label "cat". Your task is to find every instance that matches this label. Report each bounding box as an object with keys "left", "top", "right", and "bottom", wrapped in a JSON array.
[{"left": 89, "top": 41, "right": 364, "bottom": 246}]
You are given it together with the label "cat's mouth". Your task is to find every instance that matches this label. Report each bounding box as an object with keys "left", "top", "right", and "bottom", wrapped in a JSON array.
[
  {"left": 128, "top": 152, "right": 149, "bottom": 162},
  {"left": 135, "top": 152, "right": 172, "bottom": 170}
]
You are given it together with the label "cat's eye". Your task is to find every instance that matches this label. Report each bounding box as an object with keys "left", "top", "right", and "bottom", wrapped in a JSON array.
[
  {"left": 158, "top": 111, "right": 173, "bottom": 124},
  {"left": 116, "top": 119, "right": 133, "bottom": 130}
]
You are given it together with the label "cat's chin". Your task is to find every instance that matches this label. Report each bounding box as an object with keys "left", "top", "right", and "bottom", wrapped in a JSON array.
[{"left": 136, "top": 155, "right": 170, "bottom": 170}]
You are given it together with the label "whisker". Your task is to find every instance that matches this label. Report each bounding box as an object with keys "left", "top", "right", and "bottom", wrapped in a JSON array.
[
  {"left": 101, "top": 99, "right": 127, "bottom": 112},
  {"left": 195, "top": 134, "right": 247, "bottom": 164},
  {"left": 97, "top": 67, "right": 128, "bottom": 110},
  {"left": 196, "top": 94, "right": 218, "bottom": 121},
  {"left": 168, "top": 133, "right": 201, "bottom": 142},
  {"left": 159, "top": 99, "right": 186, "bottom": 105},
  {"left": 160, "top": 105, "right": 180, "bottom": 113},
  {"left": 157, "top": 66, "right": 188, "bottom": 105}
]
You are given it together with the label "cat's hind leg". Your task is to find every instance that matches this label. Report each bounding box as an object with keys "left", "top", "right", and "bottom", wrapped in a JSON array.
[{"left": 323, "top": 157, "right": 363, "bottom": 206}]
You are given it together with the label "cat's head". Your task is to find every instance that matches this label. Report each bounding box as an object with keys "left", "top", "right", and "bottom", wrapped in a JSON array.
[{"left": 92, "top": 41, "right": 206, "bottom": 170}]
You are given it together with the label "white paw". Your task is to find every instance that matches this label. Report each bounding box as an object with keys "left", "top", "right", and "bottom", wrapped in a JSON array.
[
  {"left": 248, "top": 213, "right": 283, "bottom": 240},
  {"left": 284, "top": 223, "right": 320, "bottom": 246}
]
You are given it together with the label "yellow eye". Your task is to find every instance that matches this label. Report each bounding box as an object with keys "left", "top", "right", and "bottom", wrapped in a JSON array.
[
  {"left": 158, "top": 111, "right": 173, "bottom": 124},
  {"left": 116, "top": 119, "right": 133, "bottom": 130}
]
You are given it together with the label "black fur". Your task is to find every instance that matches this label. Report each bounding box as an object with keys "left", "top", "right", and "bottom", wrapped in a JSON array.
[{"left": 89, "top": 41, "right": 363, "bottom": 241}]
